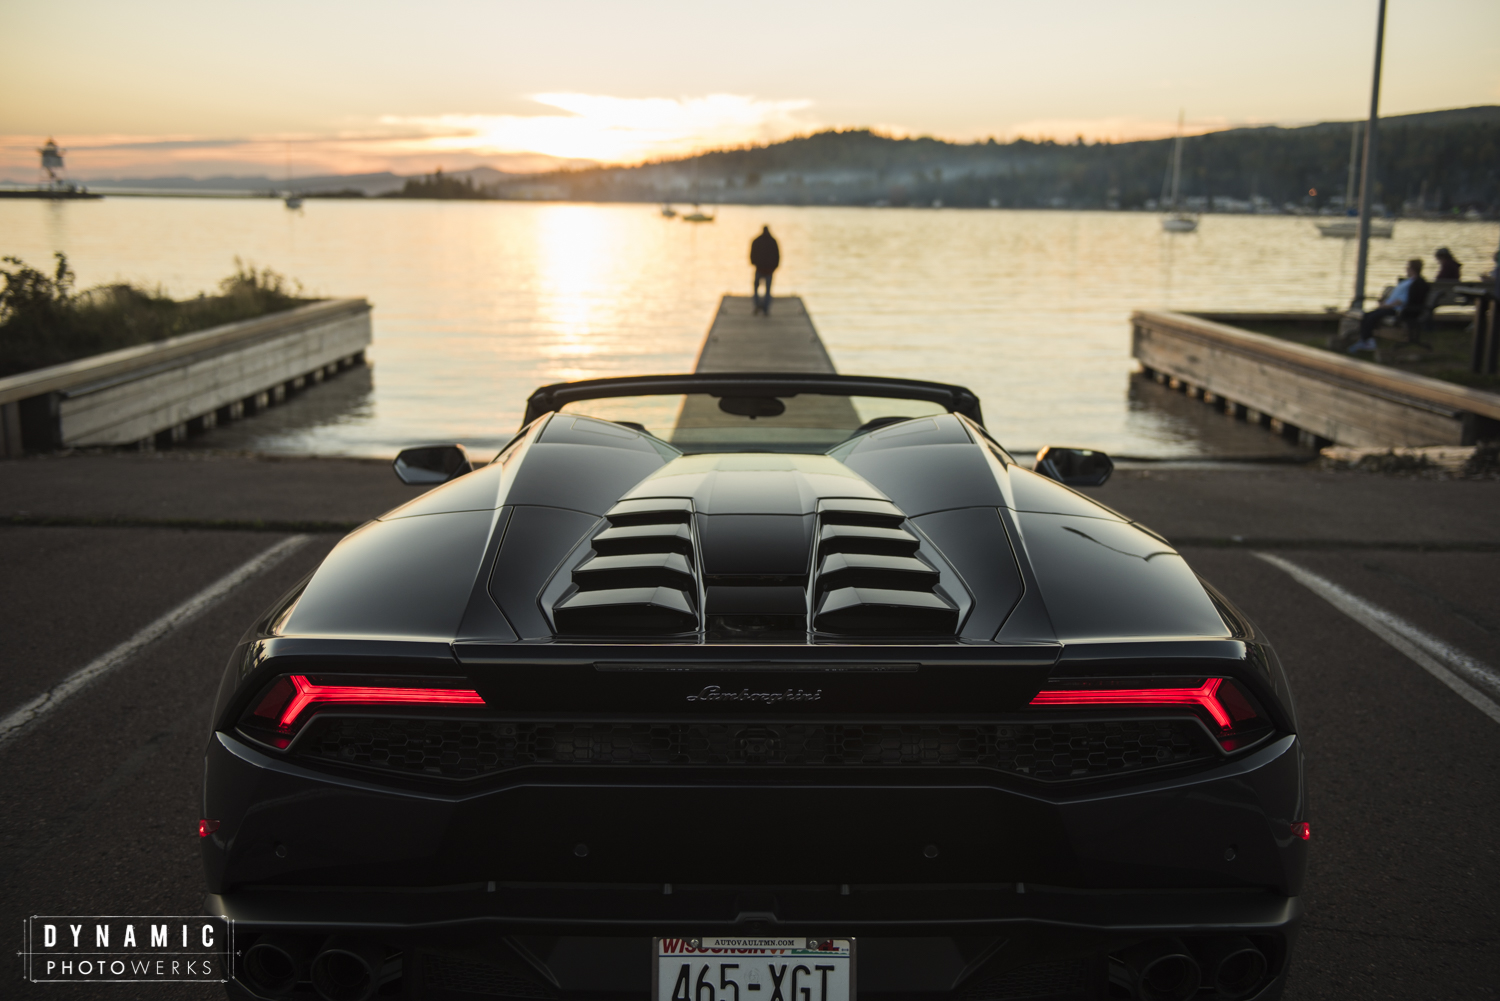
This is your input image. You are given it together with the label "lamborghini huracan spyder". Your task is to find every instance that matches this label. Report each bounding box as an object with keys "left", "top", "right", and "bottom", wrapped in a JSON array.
[{"left": 203, "top": 373, "right": 1306, "bottom": 1001}]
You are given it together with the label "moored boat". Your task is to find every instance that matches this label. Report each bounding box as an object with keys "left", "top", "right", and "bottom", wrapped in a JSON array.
[
  {"left": 1316, "top": 218, "right": 1394, "bottom": 239},
  {"left": 1160, "top": 112, "right": 1197, "bottom": 233}
]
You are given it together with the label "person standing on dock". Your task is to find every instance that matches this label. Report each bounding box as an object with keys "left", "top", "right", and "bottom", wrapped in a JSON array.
[{"left": 750, "top": 226, "right": 780, "bottom": 315}]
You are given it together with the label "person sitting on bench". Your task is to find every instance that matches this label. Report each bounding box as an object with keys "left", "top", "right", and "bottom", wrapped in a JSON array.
[
  {"left": 1434, "top": 247, "right": 1461, "bottom": 281},
  {"left": 1349, "top": 259, "right": 1429, "bottom": 354}
]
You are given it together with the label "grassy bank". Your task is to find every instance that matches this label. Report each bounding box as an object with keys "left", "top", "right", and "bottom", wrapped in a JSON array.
[
  {"left": 1234, "top": 314, "right": 1499, "bottom": 393},
  {"left": 0, "top": 254, "right": 315, "bottom": 378}
]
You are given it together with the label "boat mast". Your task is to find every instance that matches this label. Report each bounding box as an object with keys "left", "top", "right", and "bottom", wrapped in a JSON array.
[
  {"left": 1169, "top": 110, "right": 1185, "bottom": 212},
  {"left": 1350, "top": 0, "right": 1387, "bottom": 311},
  {"left": 1344, "top": 121, "right": 1361, "bottom": 213}
]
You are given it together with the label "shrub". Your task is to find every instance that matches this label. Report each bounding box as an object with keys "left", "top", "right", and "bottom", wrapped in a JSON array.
[{"left": 0, "top": 255, "right": 314, "bottom": 377}]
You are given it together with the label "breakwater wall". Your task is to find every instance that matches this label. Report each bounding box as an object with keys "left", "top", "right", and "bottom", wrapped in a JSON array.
[
  {"left": 1131, "top": 310, "right": 1500, "bottom": 447},
  {"left": 0, "top": 298, "right": 371, "bottom": 457}
]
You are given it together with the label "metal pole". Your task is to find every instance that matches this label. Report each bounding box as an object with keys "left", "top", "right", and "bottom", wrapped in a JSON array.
[
  {"left": 1493, "top": 228, "right": 1500, "bottom": 299},
  {"left": 1350, "top": 0, "right": 1387, "bottom": 311},
  {"left": 1170, "top": 110, "right": 1184, "bottom": 211},
  {"left": 1344, "top": 121, "right": 1360, "bottom": 212}
]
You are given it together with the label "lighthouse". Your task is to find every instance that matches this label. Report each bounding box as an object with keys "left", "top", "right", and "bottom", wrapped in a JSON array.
[{"left": 39, "top": 138, "right": 67, "bottom": 187}]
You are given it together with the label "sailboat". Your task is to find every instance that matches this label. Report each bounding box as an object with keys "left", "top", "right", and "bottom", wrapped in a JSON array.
[
  {"left": 680, "top": 159, "right": 715, "bottom": 222},
  {"left": 1161, "top": 111, "right": 1198, "bottom": 233},
  {"left": 660, "top": 203, "right": 677, "bottom": 218},
  {"left": 1315, "top": 120, "right": 1393, "bottom": 238}
]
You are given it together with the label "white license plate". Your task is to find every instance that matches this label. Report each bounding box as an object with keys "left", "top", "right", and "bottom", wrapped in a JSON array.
[{"left": 654, "top": 937, "right": 854, "bottom": 1001}]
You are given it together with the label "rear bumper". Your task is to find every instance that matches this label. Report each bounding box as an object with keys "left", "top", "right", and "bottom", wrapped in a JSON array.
[
  {"left": 202, "top": 730, "right": 1307, "bottom": 894},
  {"left": 210, "top": 884, "right": 1299, "bottom": 1000},
  {"left": 204, "top": 729, "right": 1305, "bottom": 998},
  {"left": 211, "top": 879, "right": 1299, "bottom": 935}
]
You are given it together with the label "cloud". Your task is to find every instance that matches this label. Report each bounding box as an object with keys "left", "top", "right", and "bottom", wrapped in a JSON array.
[
  {"left": 384, "top": 93, "right": 820, "bottom": 164},
  {"left": 0, "top": 94, "right": 823, "bottom": 179},
  {"left": 0, "top": 131, "right": 589, "bottom": 180}
]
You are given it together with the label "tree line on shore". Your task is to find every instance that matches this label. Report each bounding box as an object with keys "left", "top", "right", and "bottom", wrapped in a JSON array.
[{"left": 384, "top": 106, "right": 1497, "bottom": 215}]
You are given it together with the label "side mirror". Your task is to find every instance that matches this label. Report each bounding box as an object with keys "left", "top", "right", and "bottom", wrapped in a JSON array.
[
  {"left": 393, "top": 444, "right": 474, "bottom": 485},
  {"left": 1034, "top": 446, "right": 1113, "bottom": 487}
]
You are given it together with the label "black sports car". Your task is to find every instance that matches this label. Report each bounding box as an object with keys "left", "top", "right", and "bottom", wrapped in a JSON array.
[{"left": 203, "top": 373, "right": 1306, "bottom": 1001}]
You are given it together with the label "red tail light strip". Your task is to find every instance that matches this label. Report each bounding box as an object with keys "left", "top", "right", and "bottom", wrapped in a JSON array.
[
  {"left": 1029, "top": 678, "right": 1234, "bottom": 730},
  {"left": 278, "top": 674, "right": 485, "bottom": 729}
]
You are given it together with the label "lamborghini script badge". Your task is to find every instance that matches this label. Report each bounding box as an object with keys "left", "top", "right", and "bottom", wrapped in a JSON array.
[{"left": 686, "top": 685, "right": 822, "bottom": 704}]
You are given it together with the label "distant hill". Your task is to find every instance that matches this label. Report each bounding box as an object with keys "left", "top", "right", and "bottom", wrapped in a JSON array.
[
  {"left": 495, "top": 105, "right": 1499, "bottom": 215},
  {"left": 43, "top": 106, "right": 1497, "bottom": 213}
]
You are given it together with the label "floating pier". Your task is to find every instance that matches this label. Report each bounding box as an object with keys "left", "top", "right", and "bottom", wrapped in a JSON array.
[
  {"left": 693, "top": 296, "right": 837, "bottom": 373},
  {"left": 673, "top": 295, "right": 857, "bottom": 435}
]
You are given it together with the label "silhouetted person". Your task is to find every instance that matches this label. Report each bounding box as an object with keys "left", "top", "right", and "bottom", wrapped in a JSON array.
[
  {"left": 1434, "top": 247, "right": 1461, "bottom": 281},
  {"left": 1350, "top": 259, "right": 1429, "bottom": 353},
  {"left": 750, "top": 226, "right": 780, "bottom": 315}
]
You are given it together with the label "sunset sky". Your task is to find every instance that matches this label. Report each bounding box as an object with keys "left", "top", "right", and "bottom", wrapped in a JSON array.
[{"left": 2, "top": 0, "right": 1497, "bottom": 180}]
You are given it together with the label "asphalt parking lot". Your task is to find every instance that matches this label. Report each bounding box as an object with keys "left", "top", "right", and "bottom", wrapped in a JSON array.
[{"left": 1, "top": 455, "right": 1496, "bottom": 1000}]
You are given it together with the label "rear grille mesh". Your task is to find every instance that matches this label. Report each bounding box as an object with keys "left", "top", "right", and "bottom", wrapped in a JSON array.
[
  {"left": 421, "top": 952, "right": 557, "bottom": 998},
  {"left": 296, "top": 717, "right": 1208, "bottom": 781},
  {"left": 961, "top": 958, "right": 1097, "bottom": 1000}
]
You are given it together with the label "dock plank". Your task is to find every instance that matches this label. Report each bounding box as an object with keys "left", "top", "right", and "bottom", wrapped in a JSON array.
[
  {"left": 693, "top": 296, "right": 837, "bottom": 374},
  {"left": 674, "top": 295, "right": 854, "bottom": 441}
]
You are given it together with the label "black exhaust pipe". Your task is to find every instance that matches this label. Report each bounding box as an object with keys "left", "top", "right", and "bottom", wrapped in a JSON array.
[
  {"left": 310, "top": 936, "right": 400, "bottom": 1001},
  {"left": 241, "top": 934, "right": 310, "bottom": 997},
  {"left": 1197, "top": 937, "right": 1268, "bottom": 1000},
  {"left": 1118, "top": 938, "right": 1202, "bottom": 1001}
]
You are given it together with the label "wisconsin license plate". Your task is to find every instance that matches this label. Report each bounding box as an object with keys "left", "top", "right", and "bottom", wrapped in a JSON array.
[{"left": 654, "top": 937, "right": 854, "bottom": 1001}]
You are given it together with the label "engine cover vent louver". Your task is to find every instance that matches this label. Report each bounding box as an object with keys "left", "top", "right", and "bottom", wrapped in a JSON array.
[
  {"left": 813, "top": 500, "right": 959, "bottom": 637},
  {"left": 552, "top": 500, "right": 700, "bottom": 636},
  {"left": 591, "top": 523, "right": 693, "bottom": 556},
  {"left": 573, "top": 552, "right": 695, "bottom": 590}
]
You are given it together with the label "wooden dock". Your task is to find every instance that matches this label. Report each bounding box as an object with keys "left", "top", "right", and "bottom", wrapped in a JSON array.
[
  {"left": 693, "top": 296, "right": 837, "bottom": 373},
  {"left": 1132, "top": 310, "right": 1500, "bottom": 447},
  {"left": 0, "top": 299, "right": 371, "bottom": 457},
  {"left": 674, "top": 295, "right": 856, "bottom": 437}
]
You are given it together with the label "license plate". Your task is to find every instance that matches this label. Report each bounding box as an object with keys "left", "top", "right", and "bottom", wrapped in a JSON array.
[{"left": 654, "top": 937, "right": 854, "bottom": 1001}]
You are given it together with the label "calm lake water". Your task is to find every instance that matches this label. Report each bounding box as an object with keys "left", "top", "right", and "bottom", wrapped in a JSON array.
[{"left": 3, "top": 198, "right": 1495, "bottom": 458}]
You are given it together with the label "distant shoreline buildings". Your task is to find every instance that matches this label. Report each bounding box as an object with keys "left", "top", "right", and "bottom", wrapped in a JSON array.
[{"left": 7, "top": 106, "right": 1495, "bottom": 217}]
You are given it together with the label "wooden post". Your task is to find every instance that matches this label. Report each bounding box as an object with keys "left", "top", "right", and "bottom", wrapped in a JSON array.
[
  {"left": 0, "top": 401, "right": 21, "bottom": 458},
  {"left": 1473, "top": 294, "right": 1498, "bottom": 376}
]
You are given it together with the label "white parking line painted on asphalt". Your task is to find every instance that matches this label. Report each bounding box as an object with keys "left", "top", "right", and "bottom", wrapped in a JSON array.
[
  {"left": 1254, "top": 551, "right": 1500, "bottom": 726},
  {"left": 0, "top": 534, "right": 310, "bottom": 747}
]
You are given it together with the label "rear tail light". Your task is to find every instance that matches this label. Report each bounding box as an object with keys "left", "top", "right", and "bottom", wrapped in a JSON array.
[
  {"left": 1030, "top": 677, "right": 1269, "bottom": 750},
  {"left": 239, "top": 674, "right": 484, "bottom": 748}
]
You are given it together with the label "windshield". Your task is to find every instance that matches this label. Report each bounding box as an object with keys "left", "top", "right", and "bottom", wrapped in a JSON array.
[{"left": 557, "top": 393, "right": 953, "bottom": 453}]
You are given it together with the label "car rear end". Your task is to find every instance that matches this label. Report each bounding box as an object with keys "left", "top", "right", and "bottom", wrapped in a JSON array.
[{"left": 205, "top": 634, "right": 1304, "bottom": 1001}]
